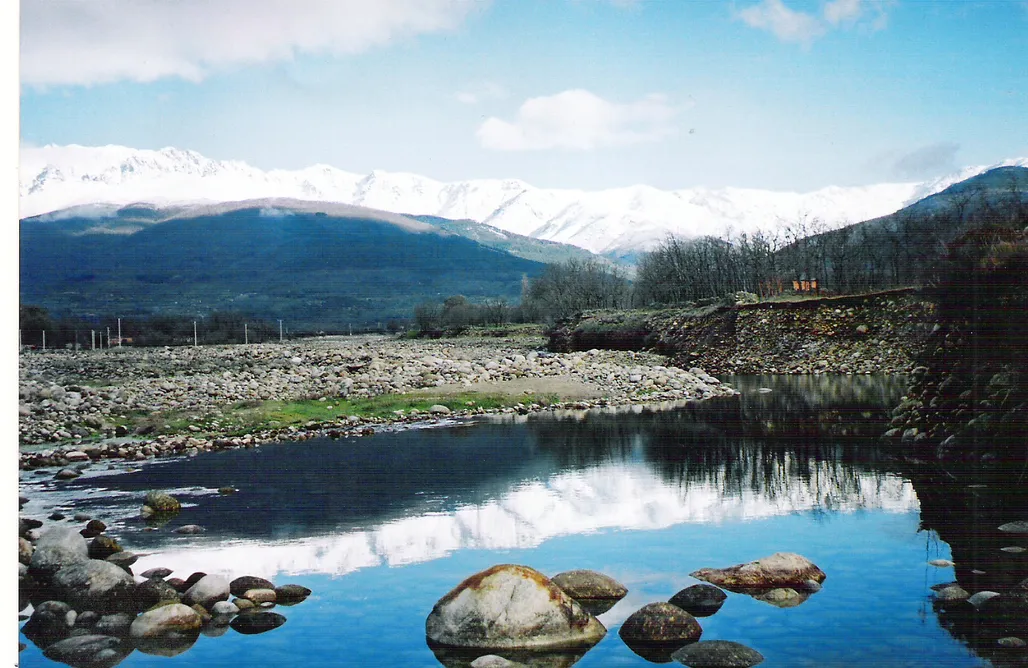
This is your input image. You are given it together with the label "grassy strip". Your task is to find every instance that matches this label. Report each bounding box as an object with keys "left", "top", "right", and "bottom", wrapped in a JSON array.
[{"left": 108, "top": 390, "right": 562, "bottom": 438}]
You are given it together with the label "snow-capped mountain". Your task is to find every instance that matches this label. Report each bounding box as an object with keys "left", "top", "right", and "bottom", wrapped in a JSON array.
[{"left": 20, "top": 144, "right": 1028, "bottom": 256}]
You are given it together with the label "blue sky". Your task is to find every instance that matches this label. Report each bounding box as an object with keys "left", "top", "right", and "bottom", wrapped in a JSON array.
[{"left": 17, "top": 0, "right": 1028, "bottom": 191}]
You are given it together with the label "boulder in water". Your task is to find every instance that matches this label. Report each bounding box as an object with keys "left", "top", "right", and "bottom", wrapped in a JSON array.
[
  {"left": 669, "top": 584, "right": 727, "bottom": 617},
  {"left": 52, "top": 559, "right": 136, "bottom": 613},
  {"left": 671, "top": 640, "right": 765, "bottom": 667},
  {"left": 690, "top": 553, "right": 826, "bottom": 590},
  {"left": 426, "top": 564, "right": 606, "bottom": 650},
  {"left": 129, "top": 603, "right": 203, "bottom": 640},
  {"left": 550, "top": 570, "right": 627, "bottom": 601}
]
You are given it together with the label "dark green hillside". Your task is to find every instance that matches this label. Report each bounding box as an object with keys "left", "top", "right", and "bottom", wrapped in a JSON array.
[
  {"left": 20, "top": 206, "right": 545, "bottom": 330},
  {"left": 412, "top": 214, "right": 605, "bottom": 266}
]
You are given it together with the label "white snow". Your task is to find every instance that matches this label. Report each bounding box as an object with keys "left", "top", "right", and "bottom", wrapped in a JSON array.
[{"left": 20, "top": 144, "right": 1028, "bottom": 256}]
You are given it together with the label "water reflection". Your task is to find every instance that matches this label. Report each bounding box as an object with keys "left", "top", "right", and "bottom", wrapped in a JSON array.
[
  {"left": 19, "top": 375, "right": 918, "bottom": 582},
  {"left": 907, "top": 465, "right": 1028, "bottom": 668}
]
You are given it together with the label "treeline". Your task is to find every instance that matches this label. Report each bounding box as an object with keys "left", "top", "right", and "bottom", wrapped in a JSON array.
[
  {"left": 410, "top": 174, "right": 1028, "bottom": 331},
  {"left": 412, "top": 259, "right": 632, "bottom": 334},
  {"left": 19, "top": 308, "right": 291, "bottom": 348}
]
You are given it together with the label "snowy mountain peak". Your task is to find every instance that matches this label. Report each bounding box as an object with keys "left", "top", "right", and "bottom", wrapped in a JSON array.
[{"left": 19, "top": 143, "right": 1028, "bottom": 256}]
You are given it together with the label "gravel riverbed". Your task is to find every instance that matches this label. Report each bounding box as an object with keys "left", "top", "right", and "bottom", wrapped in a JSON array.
[{"left": 19, "top": 334, "right": 736, "bottom": 468}]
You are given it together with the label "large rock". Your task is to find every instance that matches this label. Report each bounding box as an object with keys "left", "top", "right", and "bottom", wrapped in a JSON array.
[
  {"left": 669, "top": 584, "right": 727, "bottom": 617},
  {"left": 129, "top": 603, "right": 203, "bottom": 640},
  {"left": 550, "top": 570, "right": 627, "bottom": 601},
  {"left": 274, "top": 583, "right": 312, "bottom": 604},
  {"left": 52, "top": 560, "right": 136, "bottom": 613},
  {"left": 94, "top": 613, "right": 134, "bottom": 638},
  {"left": 30, "top": 526, "right": 89, "bottom": 578},
  {"left": 618, "top": 602, "right": 702, "bottom": 644},
  {"left": 183, "top": 574, "right": 230, "bottom": 609},
  {"left": 690, "top": 553, "right": 826, "bottom": 591},
  {"left": 425, "top": 564, "right": 607, "bottom": 650},
  {"left": 19, "top": 537, "right": 33, "bottom": 565},
  {"left": 229, "top": 611, "right": 287, "bottom": 635},
  {"left": 671, "top": 640, "right": 765, "bottom": 667},
  {"left": 134, "top": 578, "right": 182, "bottom": 610},
  {"left": 22, "top": 601, "right": 75, "bottom": 647},
  {"left": 88, "top": 536, "right": 123, "bottom": 560},
  {"left": 143, "top": 491, "right": 181, "bottom": 514},
  {"left": 41, "top": 634, "right": 131, "bottom": 668},
  {"left": 230, "top": 575, "right": 275, "bottom": 597}
]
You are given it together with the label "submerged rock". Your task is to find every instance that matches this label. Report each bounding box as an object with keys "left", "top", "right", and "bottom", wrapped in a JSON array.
[
  {"left": 229, "top": 611, "right": 286, "bottom": 635},
  {"left": 967, "top": 591, "right": 1001, "bottom": 608},
  {"left": 671, "top": 640, "right": 765, "bottom": 667},
  {"left": 754, "top": 587, "right": 808, "bottom": 608},
  {"left": 143, "top": 491, "right": 181, "bottom": 514},
  {"left": 41, "top": 634, "right": 131, "bottom": 668},
  {"left": 934, "top": 585, "right": 970, "bottom": 603},
  {"left": 274, "top": 583, "right": 311, "bottom": 603},
  {"left": 669, "top": 584, "right": 727, "bottom": 617},
  {"left": 426, "top": 564, "right": 606, "bottom": 650},
  {"left": 998, "top": 521, "right": 1028, "bottom": 534},
  {"left": 690, "top": 553, "right": 826, "bottom": 590},
  {"left": 550, "top": 570, "right": 627, "bottom": 602},
  {"left": 618, "top": 602, "right": 702, "bottom": 645}
]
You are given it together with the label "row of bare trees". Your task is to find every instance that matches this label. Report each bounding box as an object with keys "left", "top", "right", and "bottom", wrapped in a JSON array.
[{"left": 408, "top": 171, "right": 1027, "bottom": 328}]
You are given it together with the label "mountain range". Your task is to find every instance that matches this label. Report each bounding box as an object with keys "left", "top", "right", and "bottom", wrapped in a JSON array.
[{"left": 23, "top": 144, "right": 1028, "bottom": 257}]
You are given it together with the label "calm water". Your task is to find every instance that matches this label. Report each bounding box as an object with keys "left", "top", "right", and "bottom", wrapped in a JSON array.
[{"left": 20, "top": 375, "right": 991, "bottom": 667}]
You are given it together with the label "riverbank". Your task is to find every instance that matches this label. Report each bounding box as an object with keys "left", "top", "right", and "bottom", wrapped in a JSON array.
[
  {"left": 18, "top": 334, "right": 735, "bottom": 469},
  {"left": 548, "top": 289, "right": 935, "bottom": 375}
]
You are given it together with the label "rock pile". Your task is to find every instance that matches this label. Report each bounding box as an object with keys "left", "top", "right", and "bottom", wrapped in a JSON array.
[{"left": 19, "top": 513, "right": 311, "bottom": 666}]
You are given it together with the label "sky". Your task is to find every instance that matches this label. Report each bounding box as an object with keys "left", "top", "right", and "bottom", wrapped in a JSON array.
[{"left": 15, "top": 0, "right": 1028, "bottom": 193}]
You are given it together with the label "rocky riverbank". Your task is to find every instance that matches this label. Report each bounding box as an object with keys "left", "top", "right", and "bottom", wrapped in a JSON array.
[
  {"left": 18, "top": 334, "right": 735, "bottom": 467},
  {"left": 548, "top": 289, "right": 935, "bottom": 375}
]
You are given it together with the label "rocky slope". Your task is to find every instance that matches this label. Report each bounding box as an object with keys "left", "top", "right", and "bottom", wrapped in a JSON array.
[{"left": 548, "top": 289, "right": 936, "bottom": 376}]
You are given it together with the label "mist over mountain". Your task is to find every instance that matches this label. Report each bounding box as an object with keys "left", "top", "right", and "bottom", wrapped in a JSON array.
[{"left": 23, "top": 144, "right": 1027, "bottom": 256}]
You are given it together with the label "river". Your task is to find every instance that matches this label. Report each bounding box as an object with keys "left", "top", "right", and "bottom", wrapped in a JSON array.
[{"left": 19, "top": 374, "right": 996, "bottom": 667}]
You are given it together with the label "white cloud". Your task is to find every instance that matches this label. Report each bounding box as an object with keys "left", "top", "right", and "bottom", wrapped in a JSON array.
[
  {"left": 455, "top": 81, "right": 508, "bottom": 105},
  {"left": 477, "top": 89, "right": 679, "bottom": 151},
  {"left": 736, "top": 0, "right": 825, "bottom": 45},
  {"left": 823, "top": 0, "right": 863, "bottom": 25},
  {"left": 20, "top": 0, "right": 480, "bottom": 87},
  {"left": 737, "top": 0, "right": 891, "bottom": 45}
]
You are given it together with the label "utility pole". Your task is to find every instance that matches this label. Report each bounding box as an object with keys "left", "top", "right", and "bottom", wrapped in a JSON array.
[
  {"left": 106, "top": 327, "right": 111, "bottom": 349},
  {"left": 91, "top": 330, "right": 95, "bottom": 350},
  {"left": 244, "top": 323, "right": 248, "bottom": 345},
  {"left": 42, "top": 331, "right": 46, "bottom": 351},
  {"left": 278, "top": 319, "right": 283, "bottom": 343},
  {"left": 117, "top": 318, "right": 122, "bottom": 347},
  {"left": 193, "top": 321, "right": 198, "bottom": 347},
  {"left": 18, "top": 330, "right": 22, "bottom": 350}
]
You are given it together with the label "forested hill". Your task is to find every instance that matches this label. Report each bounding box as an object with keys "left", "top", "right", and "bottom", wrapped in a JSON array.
[
  {"left": 20, "top": 202, "right": 545, "bottom": 330},
  {"left": 789, "top": 165, "right": 1028, "bottom": 292}
]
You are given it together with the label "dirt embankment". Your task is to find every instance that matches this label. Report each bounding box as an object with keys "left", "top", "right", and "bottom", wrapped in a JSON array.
[{"left": 548, "top": 289, "right": 936, "bottom": 376}]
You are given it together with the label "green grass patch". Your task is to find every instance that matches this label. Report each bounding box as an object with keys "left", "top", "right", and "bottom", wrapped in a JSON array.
[{"left": 114, "top": 390, "right": 562, "bottom": 437}]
